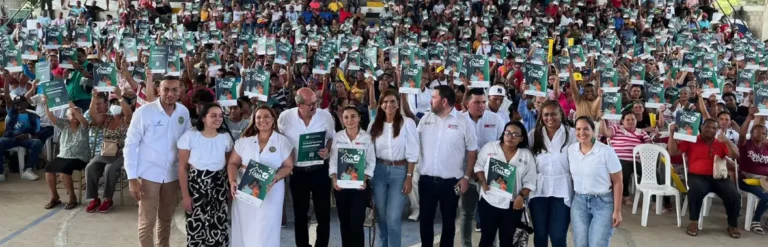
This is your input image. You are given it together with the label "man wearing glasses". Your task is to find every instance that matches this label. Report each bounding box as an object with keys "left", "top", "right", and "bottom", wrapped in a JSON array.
[
  {"left": 278, "top": 87, "right": 335, "bottom": 247},
  {"left": 458, "top": 88, "right": 505, "bottom": 246},
  {"left": 123, "top": 76, "right": 191, "bottom": 247}
]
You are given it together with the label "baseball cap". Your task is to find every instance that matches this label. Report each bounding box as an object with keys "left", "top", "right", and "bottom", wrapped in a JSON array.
[
  {"left": 12, "top": 95, "right": 27, "bottom": 104},
  {"left": 489, "top": 85, "right": 506, "bottom": 96}
]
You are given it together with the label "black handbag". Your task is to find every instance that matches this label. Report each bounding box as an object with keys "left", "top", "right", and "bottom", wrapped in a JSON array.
[{"left": 512, "top": 209, "right": 534, "bottom": 247}]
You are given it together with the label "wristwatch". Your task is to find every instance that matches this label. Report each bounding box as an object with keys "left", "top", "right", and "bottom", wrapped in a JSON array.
[{"left": 462, "top": 175, "right": 470, "bottom": 180}]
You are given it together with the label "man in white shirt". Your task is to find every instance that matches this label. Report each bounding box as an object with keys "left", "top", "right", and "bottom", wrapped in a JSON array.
[
  {"left": 278, "top": 88, "right": 335, "bottom": 247},
  {"left": 407, "top": 87, "right": 433, "bottom": 119},
  {"left": 427, "top": 68, "right": 449, "bottom": 89},
  {"left": 417, "top": 85, "right": 478, "bottom": 247},
  {"left": 487, "top": 85, "right": 511, "bottom": 123},
  {"left": 124, "top": 76, "right": 191, "bottom": 247},
  {"left": 459, "top": 88, "right": 505, "bottom": 246}
]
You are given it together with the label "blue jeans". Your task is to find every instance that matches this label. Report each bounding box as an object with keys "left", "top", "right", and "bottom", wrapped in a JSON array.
[
  {"left": 571, "top": 192, "right": 615, "bottom": 247},
  {"left": 371, "top": 161, "right": 407, "bottom": 247},
  {"left": 0, "top": 137, "right": 43, "bottom": 174},
  {"left": 529, "top": 197, "right": 570, "bottom": 247},
  {"left": 37, "top": 126, "right": 54, "bottom": 143},
  {"left": 739, "top": 180, "right": 768, "bottom": 222}
]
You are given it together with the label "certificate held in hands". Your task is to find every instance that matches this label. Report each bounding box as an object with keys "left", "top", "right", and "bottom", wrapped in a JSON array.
[
  {"left": 336, "top": 147, "right": 366, "bottom": 189},
  {"left": 236, "top": 160, "right": 276, "bottom": 208},
  {"left": 297, "top": 131, "right": 326, "bottom": 166}
]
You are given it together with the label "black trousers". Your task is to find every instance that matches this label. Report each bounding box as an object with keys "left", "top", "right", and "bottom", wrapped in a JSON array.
[
  {"left": 290, "top": 164, "right": 331, "bottom": 247},
  {"left": 686, "top": 174, "right": 741, "bottom": 227},
  {"left": 478, "top": 199, "right": 524, "bottom": 247},
  {"left": 334, "top": 189, "right": 367, "bottom": 247},
  {"left": 419, "top": 175, "right": 460, "bottom": 247}
]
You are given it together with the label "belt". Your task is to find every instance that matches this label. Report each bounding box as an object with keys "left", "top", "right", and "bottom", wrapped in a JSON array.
[
  {"left": 377, "top": 158, "right": 408, "bottom": 166},
  {"left": 293, "top": 165, "right": 324, "bottom": 173}
]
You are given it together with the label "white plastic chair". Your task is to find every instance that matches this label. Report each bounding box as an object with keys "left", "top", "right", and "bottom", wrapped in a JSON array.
[
  {"left": 743, "top": 192, "right": 759, "bottom": 231},
  {"left": 630, "top": 144, "right": 681, "bottom": 227},
  {"left": 8, "top": 146, "right": 26, "bottom": 173},
  {"left": 680, "top": 155, "right": 739, "bottom": 230}
]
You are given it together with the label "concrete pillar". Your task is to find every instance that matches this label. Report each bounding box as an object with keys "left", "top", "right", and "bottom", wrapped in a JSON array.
[{"left": 761, "top": 0, "right": 768, "bottom": 40}]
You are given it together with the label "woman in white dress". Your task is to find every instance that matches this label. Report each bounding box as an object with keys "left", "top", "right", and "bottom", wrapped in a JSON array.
[{"left": 227, "top": 105, "right": 295, "bottom": 247}]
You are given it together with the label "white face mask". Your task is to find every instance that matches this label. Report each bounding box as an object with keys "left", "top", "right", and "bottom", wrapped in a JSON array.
[{"left": 109, "top": 105, "right": 122, "bottom": 116}]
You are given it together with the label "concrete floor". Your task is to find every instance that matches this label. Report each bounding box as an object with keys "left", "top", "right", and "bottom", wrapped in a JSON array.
[{"left": 1, "top": 170, "right": 766, "bottom": 247}]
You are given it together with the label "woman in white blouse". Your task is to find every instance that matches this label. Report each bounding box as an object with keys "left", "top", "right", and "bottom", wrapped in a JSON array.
[
  {"left": 367, "top": 89, "right": 419, "bottom": 247},
  {"left": 329, "top": 106, "right": 376, "bottom": 246},
  {"left": 177, "top": 103, "right": 234, "bottom": 246},
  {"left": 227, "top": 106, "right": 295, "bottom": 247},
  {"left": 527, "top": 100, "right": 576, "bottom": 247},
  {"left": 568, "top": 116, "right": 623, "bottom": 247},
  {"left": 474, "top": 122, "right": 537, "bottom": 247}
]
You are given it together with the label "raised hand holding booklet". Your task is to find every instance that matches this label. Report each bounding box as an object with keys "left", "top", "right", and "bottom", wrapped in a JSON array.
[
  {"left": 674, "top": 111, "right": 701, "bottom": 142},
  {"left": 399, "top": 65, "right": 423, "bottom": 94},
  {"left": 243, "top": 69, "right": 270, "bottom": 102},
  {"left": 602, "top": 92, "right": 622, "bottom": 120},
  {"left": 4, "top": 48, "right": 23, "bottom": 72},
  {"left": 216, "top": 78, "right": 239, "bottom": 106},
  {"left": 43, "top": 79, "right": 70, "bottom": 111},
  {"left": 600, "top": 68, "right": 620, "bottom": 93},
  {"left": 523, "top": 63, "right": 548, "bottom": 97},
  {"left": 297, "top": 131, "right": 327, "bottom": 166},
  {"left": 645, "top": 83, "right": 665, "bottom": 108},
  {"left": 149, "top": 45, "right": 169, "bottom": 73},
  {"left": 737, "top": 69, "right": 756, "bottom": 92},
  {"left": 45, "top": 27, "right": 64, "bottom": 49},
  {"left": 236, "top": 160, "right": 276, "bottom": 208},
  {"left": 336, "top": 147, "right": 367, "bottom": 189},
  {"left": 484, "top": 157, "right": 517, "bottom": 207},
  {"left": 94, "top": 63, "right": 118, "bottom": 92},
  {"left": 35, "top": 61, "right": 51, "bottom": 83},
  {"left": 755, "top": 84, "right": 768, "bottom": 116},
  {"left": 468, "top": 54, "right": 490, "bottom": 88}
]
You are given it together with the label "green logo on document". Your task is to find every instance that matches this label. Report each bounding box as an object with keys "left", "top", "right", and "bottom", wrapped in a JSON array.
[{"left": 177, "top": 116, "right": 184, "bottom": 125}]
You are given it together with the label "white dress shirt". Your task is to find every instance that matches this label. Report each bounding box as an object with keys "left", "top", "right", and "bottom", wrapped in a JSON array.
[
  {"left": 488, "top": 98, "right": 512, "bottom": 124},
  {"left": 463, "top": 110, "right": 506, "bottom": 149},
  {"left": 474, "top": 141, "right": 538, "bottom": 209},
  {"left": 328, "top": 129, "right": 377, "bottom": 178},
  {"left": 417, "top": 108, "right": 478, "bottom": 179},
  {"left": 406, "top": 88, "right": 434, "bottom": 115},
  {"left": 716, "top": 128, "right": 739, "bottom": 144},
  {"left": 124, "top": 101, "right": 191, "bottom": 182},
  {"left": 277, "top": 107, "right": 335, "bottom": 167},
  {"left": 367, "top": 117, "right": 419, "bottom": 163},
  {"left": 567, "top": 141, "right": 622, "bottom": 195},
  {"left": 528, "top": 126, "right": 577, "bottom": 206}
]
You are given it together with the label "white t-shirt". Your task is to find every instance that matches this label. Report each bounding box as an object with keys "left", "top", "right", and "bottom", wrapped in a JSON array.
[
  {"left": 272, "top": 10, "right": 283, "bottom": 22},
  {"left": 567, "top": 141, "right": 622, "bottom": 194},
  {"left": 177, "top": 130, "right": 234, "bottom": 171}
]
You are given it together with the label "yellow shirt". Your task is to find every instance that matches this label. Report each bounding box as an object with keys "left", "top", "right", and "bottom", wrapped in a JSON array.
[
  {"left": 329, "top": 2, "right": 343, "bottom": 12},
  {"left": 201, "top": 10, "right": 210, "bottom": 22}
]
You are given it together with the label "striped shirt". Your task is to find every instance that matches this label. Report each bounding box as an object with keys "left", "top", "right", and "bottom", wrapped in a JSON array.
[{"left": 609, "top": 125, "right": 651, "bottom": 161}]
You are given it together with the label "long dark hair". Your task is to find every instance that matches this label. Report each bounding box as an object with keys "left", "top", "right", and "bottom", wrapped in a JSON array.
[
  {"left": 195, "top": 103, "right": 227, "bottom": 133},
  {"left": 369, "top": 89, "right": 404, "bottom": 139},
  {"left": 501, "top": 121, "right": 530, "bottom": 149},
  {"left": 241, "top": 105, "right": 280, "bottom": 138},
  {"left": 531, "top": 100, "right": 570, "bottom": 155}
]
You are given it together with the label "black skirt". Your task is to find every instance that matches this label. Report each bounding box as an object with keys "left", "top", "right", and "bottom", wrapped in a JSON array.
[{"left": 45, "top": 158, "right": 87, "bottom": 175}]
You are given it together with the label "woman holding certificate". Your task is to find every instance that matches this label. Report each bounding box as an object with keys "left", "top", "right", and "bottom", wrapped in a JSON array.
[
  {"left": 227, "top": 105, "right": 295, "bottom": 247},
  {"left": 367, "top": 89, "right": 419, "bottom": 247},
  {"left": 474, "top": 121, "right": 538, "bottom": 247},
  {"left": 177, "top": 103, "right": 233, "bottom": 246},
  {"left": 329, "top": 106, "right": 376, "bottom": 246}
]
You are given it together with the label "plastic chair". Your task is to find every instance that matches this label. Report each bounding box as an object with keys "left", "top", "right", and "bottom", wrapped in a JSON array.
[
  {"left": 8, "top": 146, "right": 26, "bottom": 173},
  {"left": 630, "top": 144, "right": 682, "bottom": 227},
  {"left": 680, "top": 155, "right": 739, "bottom": 230},
  {"left": 743, "top": 192, "right": 759, "bottom": 231}
]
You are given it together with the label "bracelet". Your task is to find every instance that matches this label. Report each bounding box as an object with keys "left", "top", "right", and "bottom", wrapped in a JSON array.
[{"left": 406, "top": 173, "right": 413, "bottom": 177}]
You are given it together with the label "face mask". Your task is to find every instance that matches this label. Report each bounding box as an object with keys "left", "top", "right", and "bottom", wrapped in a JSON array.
[{"left": 109, "top": 105, "right": 123, "bottom": 116}]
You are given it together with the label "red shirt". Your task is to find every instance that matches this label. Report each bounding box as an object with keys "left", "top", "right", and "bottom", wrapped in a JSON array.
[
  {"left": 339, "top": 9, "right": 352, "bottom": 22},
  {"left": 545, "top": 5, "right": 558, "bottom": 17},
  {"left": 52, "top": 67, "right": 66, "bottom": 78},
  {"left": 611, "top": 0, "right": 622, "bottom": 8},
  {"left": 677, "top": 136, "right": 728, "bottom": 176}
]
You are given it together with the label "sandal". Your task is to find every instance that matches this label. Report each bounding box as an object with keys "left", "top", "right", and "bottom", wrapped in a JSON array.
[
  {"left": 686, "top": 222, "right": 699, "bottom": 237},
  {"left": 623, "top": 197, "right": 633, "bottom": 205},
  {"left": 44, "top": 200, "right": 61, "bottom": 209},
  {"left": 750, "top": 221, "right": 765, "bottom": 235},
  {"left": 727, "top": 227, "right": 741, "bottom": 239},
  {"left": 64, "top": 202, "right": 79, "bottom": 210}
]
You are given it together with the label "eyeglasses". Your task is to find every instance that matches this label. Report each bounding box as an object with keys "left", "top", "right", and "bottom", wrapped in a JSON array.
[{"left": 504, "top": 131, "right": 523, "bottom": 138}]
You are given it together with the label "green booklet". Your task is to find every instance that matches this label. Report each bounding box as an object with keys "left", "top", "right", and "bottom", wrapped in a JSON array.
[
  {"left": 682, "top": 53, "right": 696, "bottom": 72},
  {"left": 235, "top": 160, "right": 276, "bottom": 208},
  {"left": 630, "top": 63, "right": 646, "bottom": 85},
  {"left": 216, "top": 77, "right": 239, "bottom": 106},
  {"left": 523, "top": 63, "right": 548, "bottom": 97},
  {"left": 57, "top": 48, "right": 76, "bottom": 69},
  {"left": 243, "top": 69, "right": 270, "bottom": 102},
  {"left": 429, "top": 45, "right": 444, "bottom": 64},
  {"left": 21, "top": 37, "right": 39, "bottom": 60},
  {"left": 736, "top": 69, "right": 756, "bottom": 92},
  {"left": 665, "top": 87, "right": 679, "bottom": 105},
  {"left": 399, "top": 65, "right": 422, "bottom": 94},
  {"left": 4, "top": 47, "right": 22, "bottom": 72},
  {"left": 756, "top": 84, "right": 768, "bottom": 116},
  {"left": 389, "top": 46, "right": 400, "bottom": 66},
  {"left": 265, "top": 37, "right": 276, "bottom": 55},
  {"left": 297, "top": 131, "right": 327, "bottom": 166},
  {"left": 124, "top": 38, "right": 139, "bottom": 62},
  {"left": 602, "top": 92, "right": 622, "bottom": 120},
  {"left": 294, "top": 45, "right": 307, "bottom": 64},
  {"left": 645, "top": 83, "right": 665, "bottom": 108},
  {"left": 43, "top": 79, "right": 70, "bottom": 111},
  {"left": 35, "top": 61, "right": 51, "bottom": 82},
  {"left": 45, "top": 27, "right": 64, "bottom": 49},
  {"left": 696, "top": 68, "right": 719, "bottom": 92},
  {"left": 149, "top": 45, "right": 169, "bottom": 74},
  {"left": 557, "top": 56, "right": 571, "bottom": 78},
  {"left": 312, "top": 51, "right": 331, "bottom": 74},
  {"left": 484, "top": 157, "right": 517, "bottom": 205},
  {"left": 399, "top": 47, "right": 415, "bottom": 67},
  {"left": 490, "top": 42, "right": 507, "bottom": 63},
  {"left": 600, "top": 68, "right": 620, "bottom": 92},
  {"left": 172, "top": 39, "right": 187, "bottom": 58},
  {"left": 571, "top": 45, "right": 587, "bottom": 67},
  {"left": 468, "top": 54, "right": 490, "bottom": 88},
  {"left": 94, "top": 63, "right": 118, "bottom": 91},
  {"left": 131, "top": 63, "right": 147, "bottom": 82},
  {"left": 674, "top": 111, "right": 701, "bottom": 143},
  {"left": 205, "top": 51, "right": 221, "bottom": 71},
  {"left": 362, "top": 47, "right": 377, "bottom": 79},
  {"left": 166, "top": 53, "right": 181, "bottom": 76},
  {"left": 75, "top": 25, "right": 92, "bottom": 47},
  {"left": 414, "top": 48, "right": 427, "bottom": 67},
  {"left": 275, "top": 42, "right": 292, "bottom": 65},
  {"left": 336, "top": 147, "right": 367, "bottom": 189},
  {"left": 445, "top": 53, "right": 463, "bottom": 79},
  {"left": 347, "top": 51, "right": 362, "bottom": 71}
]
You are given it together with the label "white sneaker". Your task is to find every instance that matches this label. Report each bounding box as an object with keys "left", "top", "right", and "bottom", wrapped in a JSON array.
[
  {"left": 21, "top": 169, "right": 39, "bottom": 181},
  {"left": 0, "top": 174, "right": 6, "bottom": 182},
  {"left": 408, "top": 210, "right": 419, "bottom": 221}
]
